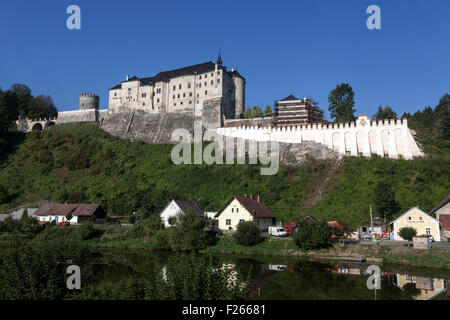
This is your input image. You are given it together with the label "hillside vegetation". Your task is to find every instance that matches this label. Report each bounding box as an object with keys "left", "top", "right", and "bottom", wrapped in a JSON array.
[{"left": 0, "top": 104, "right": 449, "bottom": 227}]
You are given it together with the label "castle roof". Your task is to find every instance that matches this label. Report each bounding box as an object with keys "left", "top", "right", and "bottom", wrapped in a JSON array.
[{"left": 109, "top": 61, "right": 244, "bottom": 90}]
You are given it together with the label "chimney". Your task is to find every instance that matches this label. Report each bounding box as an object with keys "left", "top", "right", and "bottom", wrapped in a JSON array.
[
  {"left": 126, "top": 75, "right": 129, "bottom": 81},
  {"left": 257, "top": 195, "right": 260, "bottom": 203}
]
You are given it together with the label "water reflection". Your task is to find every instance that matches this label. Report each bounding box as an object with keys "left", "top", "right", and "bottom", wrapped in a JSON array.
[{"left": 392, "top": 274, "right": 447, "bottom": 300}]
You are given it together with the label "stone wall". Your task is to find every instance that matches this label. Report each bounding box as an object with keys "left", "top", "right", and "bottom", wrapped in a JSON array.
[
  {"left": 57, "top": 109, "right": 98, "bottom": 124},
  {"left": 217, "top": 115, "right": 424, "bottom": 160}
]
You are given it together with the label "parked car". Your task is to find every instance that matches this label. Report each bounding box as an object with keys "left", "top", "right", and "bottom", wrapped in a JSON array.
[
  {"left": 359, "top": 232, "right": 372, "bottom": 240},
  {"left": 268, "top": 226, "right": 288, "bottom": 237},
  {"left": 419, "top": 234, "right": 434, "bottom": 242},
  {"left": 58, "top": 222, "right": 70, "bottom": 226}
]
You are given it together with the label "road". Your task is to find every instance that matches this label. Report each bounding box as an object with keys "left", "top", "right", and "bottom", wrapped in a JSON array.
[{"left": 265, "top": 236, "right": 450, "bottom": 249}]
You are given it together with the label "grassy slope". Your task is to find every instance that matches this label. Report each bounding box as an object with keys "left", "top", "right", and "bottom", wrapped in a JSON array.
[{"left": 0, "top": 123, "right": 449, "bottom": 227}]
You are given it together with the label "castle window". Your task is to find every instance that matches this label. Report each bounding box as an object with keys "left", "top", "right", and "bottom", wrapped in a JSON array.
[
  {"left": 205, "top": 90, "right": 207, "bottom": 95},
  {"left": 157, "top": 98, "right": 160, "bottom": 103},
  {"left": 204, "top": 82, "right": 207, "bottom": 87},
  {"left": 199, "top": 75, "right": 202, "bottom": 79},
  {"left": 218, "top": 71, "right": 220, "bottom": 75},
  {"left": 183, "top": 93, "right": 186, "bottom": 98},
  {"left": 177, "top": 94, "right": 180, "bottom": 99},
  {"left": 156, "top": 88, "right": 161, "bottom": 94},
  {"left": 197, "top": 101, "right": 199, "bottom": 104},
  {"left": 211, "top": 73, "right": 213, "bottom": 77},
  {"left": 180, "top": 101, "right": 183, "bottom": 105},
  {"left": 128, "top": 88, "right": 132, "bottom": 95},
  {"left": 173, "top": 95, "right": 175, "bottom": 99},
  {"left": 189, "top": 92, "right": 192, "bottom": 97},
  {"left": 189, "top": 100, "right": 192, "bottom": 104},
  {"left": 197, "top": 93, "right": 199, "bottom": 98},
  {"left": 114, "top": 93, "right": 117, "bottom": 97},
  {"left": 211, "top": 80, "right": 213, "bottom": 85},
  {"left": 188, "top": 82, "right": 191, "bottom": 88},
  {"left": 173, "top": 85, "right": 176, "bottom": 90},
  {"left": 205, "top": 74, "right": 207, "bottom": 78},
  {"left": 174, "top": 103, "right": 176, "bottom": 106},
  {"left": 142, "top": 93, "right": 146, "bottom": 98},
  {"left": 217, "top": 79, "right": 220, "bottom": 84},
  {"left": 142, "top": 102, "right": 145, "bottom": 106},
  {"left": 199, "top": 83, "right": 201, "bottom": 88},
  {"left": 179, "top": 84, "right": 182, "bottom": 89}
]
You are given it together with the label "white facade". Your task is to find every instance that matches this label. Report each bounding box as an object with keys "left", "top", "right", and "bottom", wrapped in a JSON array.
[
  {"left": 215, "top": 198, "right": 273, "bottom": 231},
  {"left": 37, "top": 215, "right": 79, "bottom": 224},
  {"left": 217, "top": 115, "right": 423, "bottom": 160},
  {"left": 159, "top": 200, "right": 203, "bottom": 227}
]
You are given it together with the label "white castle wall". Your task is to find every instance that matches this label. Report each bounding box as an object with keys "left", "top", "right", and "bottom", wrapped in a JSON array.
[{"left": 216, "top": 115, "right": 423, "bottom": 160}]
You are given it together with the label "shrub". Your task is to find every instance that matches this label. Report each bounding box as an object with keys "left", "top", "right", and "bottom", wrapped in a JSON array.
[
  {"left": 399, "top": 227, "right": 417, "bottom": 245},
  {"left": 128, "top": 215, "right": 164, "bottom": 239},
  {"left": 293, "top": 221, "right": 332, "bottom": 251},
  {"left": 233, "top": 221, "right": 263, "bottom": 246}
]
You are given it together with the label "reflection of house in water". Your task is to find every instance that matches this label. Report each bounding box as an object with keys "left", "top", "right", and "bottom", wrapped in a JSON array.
[{"left": 393, "top": 274, "right": 447, "bottom": 300}]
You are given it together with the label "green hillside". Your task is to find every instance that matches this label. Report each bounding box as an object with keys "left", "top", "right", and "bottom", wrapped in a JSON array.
[{"left": 0, "top": 121, "right": 449, "bottom": 227}]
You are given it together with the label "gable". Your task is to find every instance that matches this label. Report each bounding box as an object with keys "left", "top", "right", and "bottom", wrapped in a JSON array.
[{"left": 393, "top": 207, "right": 440, "bottom": 225}]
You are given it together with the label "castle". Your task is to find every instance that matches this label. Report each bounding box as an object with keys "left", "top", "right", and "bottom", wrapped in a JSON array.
[
  {"left": 107, "top": 53, "right": 245, "bottom": 127},
  {"left": 15, "top": 55, "right": 424, "bottom": 160}
]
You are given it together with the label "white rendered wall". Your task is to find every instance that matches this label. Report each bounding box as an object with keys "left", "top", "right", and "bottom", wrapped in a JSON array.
[{"left": 216, "top": 115, "right": 423, "bottom": 160}]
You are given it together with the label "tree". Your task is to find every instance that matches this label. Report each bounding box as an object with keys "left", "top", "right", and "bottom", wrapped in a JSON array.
[
  {"left": 328, "top": 83, "right": 356, "bottom": 122},
  {"left": 242, "top": 109, "right": 251, "bottom": 118},
  {"left": 65, "top": 212, "right": 73, "bottom": 222},
  {"left": 263, "top": 105, "right": 273, "bottom": 117},
  {"left": 233, "top": 221, "right": 263, "bottom": 246},
  {"left": 374, "top": 105, "right": 398, "bottom": 120},
  {"left": 399, "top": 227, "right": 417, "bottom": 246},
  {"left": 293, "top": 221, "right": 332, "bottom": 251},
  {"left": 250, "top": 106, "right": 262, "bottom": 118},
  {"left": 20, "top": 208, "right": 29, "bottom": 223},
  {"left": 373, "top": 181, "right": 399, "bottom": 222}
]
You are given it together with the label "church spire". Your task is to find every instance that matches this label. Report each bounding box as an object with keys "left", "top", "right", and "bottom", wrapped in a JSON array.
[{"left": 216, "top": 50, "right": 222, "bottom": 66}]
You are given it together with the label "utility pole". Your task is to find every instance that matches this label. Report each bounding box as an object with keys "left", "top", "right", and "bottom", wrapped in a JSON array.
[{"left": 370, "top": 204, "right": 373, "bottom": 233}]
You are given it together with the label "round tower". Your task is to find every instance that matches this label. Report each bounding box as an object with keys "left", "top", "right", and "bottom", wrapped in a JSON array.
[
  {"left": 232, "top": 75, "right": 245, "bottom": 119},
  {"left": 78, "top": 93, "right": 99, "bottom": 110}
]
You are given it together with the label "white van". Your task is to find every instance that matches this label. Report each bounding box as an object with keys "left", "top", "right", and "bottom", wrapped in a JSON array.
[{"left": 268, "top": 226, "right": 288, "bottom": 237}]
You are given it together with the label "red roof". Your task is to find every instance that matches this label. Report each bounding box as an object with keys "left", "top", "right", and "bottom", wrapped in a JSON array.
[
  {"left": 439, "top": 215, "right": 450, "bottom": 231},
  {"left": 215, "top": 195, "right": 275, "bottom": 219},
  {"left": 35, "top": 203, "right": 102, "bottom": 216}
]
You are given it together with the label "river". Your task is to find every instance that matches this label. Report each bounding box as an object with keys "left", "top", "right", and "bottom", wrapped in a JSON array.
[{"left": 91, "top": 249, "right": 450, "bottom": 300}]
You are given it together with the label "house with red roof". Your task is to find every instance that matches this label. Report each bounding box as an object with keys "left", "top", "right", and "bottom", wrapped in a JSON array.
[
  {"left": 35, "top": 203, "right": 106, "bottom": 224},
  {"left": 214, "top": 195, "right": 276, "bottom": 231}
]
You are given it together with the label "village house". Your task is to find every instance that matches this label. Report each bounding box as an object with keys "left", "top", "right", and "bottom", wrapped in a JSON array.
[
  {"left": 390, "top": 207, "right": 441, "bottom": 242},
  {"left": 214, "top": 195, "right": 276, "bottom": 231},
  {"left": 159, "top": 199, "right": 203, "bottom": 227},
  {"left": 34, "top": 203, "right": 106, "bottom": 224},
  {"left": 428, "top": 195, "right": 450, "bottom": 241}
]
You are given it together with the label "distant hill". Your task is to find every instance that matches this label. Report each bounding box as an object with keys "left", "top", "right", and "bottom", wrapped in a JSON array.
[{"left": 0, "top": 119, "right": 448, "bottom": 227}]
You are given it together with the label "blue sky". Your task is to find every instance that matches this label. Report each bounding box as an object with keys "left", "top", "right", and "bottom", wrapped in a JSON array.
[{"left": 0, "top": 0, "right": 449, "bottom": 120}]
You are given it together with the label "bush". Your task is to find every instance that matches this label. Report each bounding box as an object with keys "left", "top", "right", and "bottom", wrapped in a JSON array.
[
  {"left": 233, "top": 221, "right": 263, "bottom": 247},
  {"left": 293, "top": 221, "right": 332, "bottom": 251},
  {"left": 399, "top": 227, "right": 417, "bottom": 244},
  {"left": 127, "top": 215, "right": 164, "bottom": 239}
]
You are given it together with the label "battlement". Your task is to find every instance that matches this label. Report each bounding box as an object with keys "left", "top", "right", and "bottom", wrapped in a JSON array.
[{"left": 80, "top": 93, "right": 99, "bottom": 97}]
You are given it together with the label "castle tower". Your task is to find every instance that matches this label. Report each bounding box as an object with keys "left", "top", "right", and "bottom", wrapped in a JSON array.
[
  {"left": 232, "top": 74, "right": 245, "bottom": 119},
  {"left": 78, "top": 93, "right": 99, "bottom": 110}
]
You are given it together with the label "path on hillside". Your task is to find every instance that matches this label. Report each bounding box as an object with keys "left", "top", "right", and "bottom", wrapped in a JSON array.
[{"left": 300, "top": 158, "right": 345, "bottom": 211}]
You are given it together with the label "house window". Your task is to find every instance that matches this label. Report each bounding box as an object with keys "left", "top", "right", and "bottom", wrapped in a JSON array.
[
  {"left": 226, "top": 219, "right": 231, "bottom": 225},
  {"left": 408, "top": 217, "right": 411, "bottom": 220},
  {"left": 239, "top": 219, "right": 244, "bottom": 223},
  {"left": 236, "top": 208, "right": 239, "bottom": 213},
  {"left": 232, "top": 208, "right": 234, "bottom": 213},
  {"left": 426, "top": 227, "right": 431, "bottom": 235}
]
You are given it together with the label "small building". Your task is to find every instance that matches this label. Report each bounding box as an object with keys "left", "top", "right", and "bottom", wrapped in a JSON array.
[
  {"left": 428, "top": 195, "right": 450, "bottom": 241},
  {"left": 35, "top": 203, "right": 106, "bottom": 224},
  {"left": 273, "top": 95, "right": 323, "bottom": 126},
  {"left": 303, "top": 216, "right": 317, "bottom": 224},
  {"left": 0, "top": 208, "right": 38, "bottom": 222},
  {"left": 214, "top": 195, "right": 276, "bottom": 231},
  {"left": 390, "top": 207, "right": 441, "bottom": 242},
  {"left": 159, "top": 199, "right": 203, "bottom": 227}
]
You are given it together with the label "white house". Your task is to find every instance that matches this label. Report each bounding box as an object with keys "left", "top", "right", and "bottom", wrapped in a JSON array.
[
  {"left": 390, "top": 207, "right": 441, "bottom": 241},
  {"left": 215, "top": 195, "right": 276, "bottom": 231},
  {"left": 34, "top": 203, "right": 105, "bottom": 224},
  {"left": 159, "top": 199, "right": 203, "bottom": 227}
]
